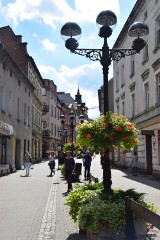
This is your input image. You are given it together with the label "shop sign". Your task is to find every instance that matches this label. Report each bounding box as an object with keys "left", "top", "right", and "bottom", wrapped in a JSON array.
[
  {"left": 0, "top": 120, "right": 13, "bottom": 136},
  {"left": 141, "top": 130, "right": 154, "bottom": 135}
]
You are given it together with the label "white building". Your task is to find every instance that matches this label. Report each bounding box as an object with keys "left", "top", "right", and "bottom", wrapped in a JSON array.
[
  {"left": 113, "top": 0, "right": 160, "bottom": 177},
  {"left": 0, "top": 42, "right": 34, "bottom": 173},
  {"left": 42, "top": 79, "right": 62, "bottom": 158}
]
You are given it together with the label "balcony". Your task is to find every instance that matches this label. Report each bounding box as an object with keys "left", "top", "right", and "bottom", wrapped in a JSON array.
[
  {"left": 42, "top": 129, "right": 51, "bottom": 136},
  {"left": 42, "top": 104, "right": 49, "bottom": 114}
]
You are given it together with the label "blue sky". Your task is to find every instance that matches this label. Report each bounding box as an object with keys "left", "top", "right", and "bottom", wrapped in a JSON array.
[{"left": 0, "top": 0, "right": 136, "bottom": 119}]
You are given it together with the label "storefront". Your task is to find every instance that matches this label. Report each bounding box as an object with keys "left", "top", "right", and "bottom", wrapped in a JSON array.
[{"left": 0, "top": 120, "right": 14, "bottom": 165}]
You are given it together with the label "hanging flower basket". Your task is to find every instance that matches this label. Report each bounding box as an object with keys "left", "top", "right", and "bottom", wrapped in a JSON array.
[{"left": 76, "top": 112, "right": 139, "bottom": 152}]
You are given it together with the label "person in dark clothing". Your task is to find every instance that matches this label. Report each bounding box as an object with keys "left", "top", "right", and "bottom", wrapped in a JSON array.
[
  {"left": 64, "top": 151, "right": 75, "bottom": 192},
  {"left": 48, "top": 151, "right": 55, "bottom": 177},
  {"left": 83, "top": 150, "right": 92, "bottom": 180}
]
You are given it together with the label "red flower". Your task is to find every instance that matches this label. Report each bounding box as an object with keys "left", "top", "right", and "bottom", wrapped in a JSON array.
[
  {"left": 122, "top": 151, "right": 126, "bottom": 155},
  {"left": 132, "top": 139, "right": 137, "bottom": 144},
  {"left": 116, "top": 126, "right": 122, "bottom": 132},
  {"left": 104, "top": 123, "right": 109, "bottom": 128},
  {"left": 109, "top": 136, "right": 114, "bottom": 141},
  {"left": 124, "top": 136, "right": 129, "bottom": 140},
  {"left": 86, "top": 134, "right": 92, "bottom": 139},
  {"left": 127, "top": 123, "right": 132, "bottom": 128}
]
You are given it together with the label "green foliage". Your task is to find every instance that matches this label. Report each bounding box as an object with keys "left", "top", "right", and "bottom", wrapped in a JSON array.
[
  {"left": 65, "top": 184, "right": 157, "bottom": 235},
  {"left": 76, "top": 112, "right": 139, "bottom": 152},
  {"left": 61, "top": 164, "right": 65, "bottom": 176},
  {"left": 63, "top": 142, "right": 82, "bottom": 153}
]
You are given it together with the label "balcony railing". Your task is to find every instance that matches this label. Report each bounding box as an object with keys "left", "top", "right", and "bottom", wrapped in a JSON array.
[
  {"left": 42, "top": 129, "right": 51, "bottom": 136},
  {"left": 42, "top": 104, "right": 49, "bottom": 113}
]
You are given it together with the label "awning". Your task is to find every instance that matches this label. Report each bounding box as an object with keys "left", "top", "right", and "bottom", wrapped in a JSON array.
[{"left": 0, "top": 120, "right": 14, "bottom": 136}]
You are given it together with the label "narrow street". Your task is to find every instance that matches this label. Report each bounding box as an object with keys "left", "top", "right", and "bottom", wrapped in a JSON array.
[
  {"left": 0, "top": 160, "right": 54, "bottom": 240},
  {"left": 0, "top": 156, "right": 160, "bottom": 240}
]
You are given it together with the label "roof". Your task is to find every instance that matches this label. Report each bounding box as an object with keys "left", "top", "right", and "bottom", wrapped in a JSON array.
[{"left": 57, "top": 92, "right": 75, "bottom": 105}]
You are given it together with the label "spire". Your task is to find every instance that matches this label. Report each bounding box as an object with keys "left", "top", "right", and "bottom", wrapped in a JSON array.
[{"left": 75, "top": 86, "right": 82, "bottom": 104}]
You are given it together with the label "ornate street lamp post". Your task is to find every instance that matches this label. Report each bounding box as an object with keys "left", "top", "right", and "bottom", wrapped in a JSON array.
[{"left": 61, "top": 10, "right": 149, "bottom": 193}]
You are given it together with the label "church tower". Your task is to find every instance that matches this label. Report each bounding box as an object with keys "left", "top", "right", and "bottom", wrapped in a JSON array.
[{"left": 75, "top": 87, "right": 82, "bottom": 104}]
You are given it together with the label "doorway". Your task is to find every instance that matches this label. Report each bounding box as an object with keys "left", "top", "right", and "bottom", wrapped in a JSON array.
[{"left": 145, "top": 135, "right": 152, "bottom": 174}]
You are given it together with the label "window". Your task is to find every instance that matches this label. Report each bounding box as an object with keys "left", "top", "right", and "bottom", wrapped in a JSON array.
[
  {"left": 10, "top": 69, "right": 12, "bottom": 77},
  {"left": 131, "top": 93, "right": 135, "bottom": 117},
  {"left": 51, "top": 123, "right": 53, "bottom": 135},
  {"left": 54, "top": 124, "right": 56, "bottom": 137},
  {"left": 42, "top": 88, "right": 46, "bottom": 96},
  {"left": 17, "top": 98, "right": 20, "bottom": 121},
  {"left": 121, "top": 64, "right": 125, "bottom": 87},
  {"left": 51, "top": 105, "right": 53, "bottom": 116},
  {"left": 27, "top": 106, "right": 30, "bottom": 125},
  {"left": 143, "top": 44, "right": 148, "bottom": 62},
  {"left": 156, "top": 73, "right": 160, "bottom": 104},
  {"left": 8, "top": 92, "right": 12, "bottom": 116},
  {"left": 144, "top": 11, "right": 147, "bottom": 22},
  {"left": 156, "top": 17, "right": 160, "bottom": 48},
  {"left": 3, "top": 62, "right": 6, "bottom": 70},
  {"left": 1, "top": 86, "right": 5, "bottom": 113},
  {"left": 42, "top": 121, "right": 46, "bottom": 130},
  {"left": 55, "top": 107, "right": 56, "bottom": 118},
  {"left": 144, "top": 82, "right": 149, "bottom": 110},
  {"left": 122, "top": 101, "right": 125, "bottom": 115},
  {"left": 115, "top": 99, "right": 119, "bottom": 114},
  {"left": 24, "top": 103, "right": 26, "bottom": 124},
  {"left": 116, "top": 70, "right": 119, "bottom": 92},
  {"left": 130, "top": 55, "right": 135, "bottom": 76}
]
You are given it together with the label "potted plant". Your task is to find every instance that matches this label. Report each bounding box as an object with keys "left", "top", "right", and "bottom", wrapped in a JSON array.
[
  {"left": 65, "top": 183, "right": 157, "bottom": 239},
  {"left": 76, "top": 112, "right": 139, "bottom": 152}
]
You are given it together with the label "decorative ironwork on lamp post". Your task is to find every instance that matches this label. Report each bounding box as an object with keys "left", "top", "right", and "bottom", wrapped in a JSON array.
[{"left": 61, "top": 10, "right": 149, "bottom": 193}]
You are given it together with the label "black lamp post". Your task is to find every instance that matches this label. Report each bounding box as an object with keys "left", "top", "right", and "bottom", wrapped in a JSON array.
[{"left": 61, "top": 11, "right": 149, "bottom": 193}]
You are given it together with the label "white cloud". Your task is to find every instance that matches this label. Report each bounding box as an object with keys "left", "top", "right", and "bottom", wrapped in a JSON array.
[
  {"left": 42, "top": 39, "right": 56, "bottom": 51},
  {"left": 4, "top": 0, "right": 120, "bottom": 27}
]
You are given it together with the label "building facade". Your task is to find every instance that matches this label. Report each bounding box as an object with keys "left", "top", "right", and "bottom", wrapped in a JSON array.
[
  {"left": 41, "top": 79, "right": 62, "bottom": 158},
  {"left": 0, "top": 26, "right": 43, "bottom": 165},
  {"left": 113, "top": 0, "right": 160, "bottom": 177},
  {"left": 0, "top": 42, "right": 34, "bottom": 173}
]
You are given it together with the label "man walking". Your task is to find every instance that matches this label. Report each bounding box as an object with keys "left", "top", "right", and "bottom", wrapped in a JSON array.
[{"left": 83, "top": 150, "right": 92, "bottom": 180}]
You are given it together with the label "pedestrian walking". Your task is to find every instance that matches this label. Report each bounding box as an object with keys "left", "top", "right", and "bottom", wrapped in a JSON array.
[
  {"left": 83, "top": 150, "right": 92, "bottom": 180},
  {"left": 24, "top": 151, "right": 32, "bottom": 177},
  {"left": 132, "top": 151, "right": 138, "bottom": 176},
  {"left": 64, "top": 150, "right": 75, "bottom": 192},
  {"left": 48, "top": 151, "right": 55, "bottom": 177}
]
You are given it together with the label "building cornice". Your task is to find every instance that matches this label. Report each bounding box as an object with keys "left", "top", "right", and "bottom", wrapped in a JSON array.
[{"left": 113, "top": 0, "right": 147, "bottom": 48}]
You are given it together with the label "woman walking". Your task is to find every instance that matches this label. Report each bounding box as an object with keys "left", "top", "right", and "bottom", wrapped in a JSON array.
[
  {"left": 48, "top": 151, "right": 55, "bottom": 177},
  {"left": 24, "top": 151, "right": 32, "bottom": 177}
]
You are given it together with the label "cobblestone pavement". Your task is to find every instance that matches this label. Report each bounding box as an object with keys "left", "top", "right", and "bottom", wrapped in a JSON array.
[
  {"left": 1, "top": 157, "right": 160, "bottom": 240},
  {"left": 0, "top": 160, "right": 54, "bottom": 240}
]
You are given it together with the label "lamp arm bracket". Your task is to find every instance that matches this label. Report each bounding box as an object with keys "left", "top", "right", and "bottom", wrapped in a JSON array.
[
  {"left": 72, "top": 48, "right": 138, "bottom": 62},
  {"left": 110, "top": 48, "right": 137, "bottom": 61},
  {"left": 73, "top": 48, "right": 102, "bottom": 62}
]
